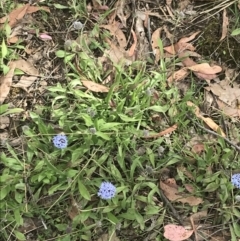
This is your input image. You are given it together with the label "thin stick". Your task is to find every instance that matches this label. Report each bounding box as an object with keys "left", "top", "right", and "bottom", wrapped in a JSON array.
[{"left": 191, "top": 119, "right": 240, "bottom": 153}]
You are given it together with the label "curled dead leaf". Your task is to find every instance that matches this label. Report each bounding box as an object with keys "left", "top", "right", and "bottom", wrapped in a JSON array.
[
  {"left": 128, "top": 29, "right": 137, "bottom": 57},
  {"left": 167, "top": 69, "right": 189, "bottom": 84},
  {"left": 187, "top": 101, "right": 226, "bottom": 137},
  {"left": 160, "top": 179, "right": 203, "bottom": 206},
  {"left": 82, "top": 80, "right": 109, "bottom": 93},
  {"left": 143, "top": 124, "right": 177, "bottom": 139},
  {"left": 0, "top": 62, "right": 16, "bottom": 103},
  {"left": 100, "top": 22, "right": 127, "bottom": 48},
  {"left": 187, "top": 63, "right": 222, "bottom": 75}
]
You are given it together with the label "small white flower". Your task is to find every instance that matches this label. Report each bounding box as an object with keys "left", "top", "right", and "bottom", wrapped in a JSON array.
[{"left": 73, "top": 21, "right": 84, "bottom": 30}]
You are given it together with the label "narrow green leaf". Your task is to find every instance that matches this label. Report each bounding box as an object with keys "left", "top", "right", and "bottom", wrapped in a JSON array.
[
  {"left": 118, "top": 114, "right": 140, "bottom": 122},
  {"left": 0, "top": 104, "right": 8, "bottom": 115},
  {"left": 14, "top": 230, "right": 26, "bottom": 241},
  {"left": 53, "top": 3, "right": 69, "bottom": 9},
  {"left": 146, "top": 105, "right": 169, "bottom": 113},
  {"left": 204, "top": 182, "right": 219, "bottom": 192},
  {"left": 2, "top": 39, "right": 8, "bottom": 58},
  {"left": 95, "top": 132, "right": 110, "bottom": 140},
  {"left": 1, "top": 108, "right": 23, "bottom": 116},
  {"left": 231, "top": 28, "right": 240, "bottom": 36},
  {"left": 78, "top": 180, "right": 91, "bottom": 200}
]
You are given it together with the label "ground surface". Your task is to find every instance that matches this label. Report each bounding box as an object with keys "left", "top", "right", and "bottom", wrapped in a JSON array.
[{"left": 0, "top": 0, "right": 240, "bottom": 241}]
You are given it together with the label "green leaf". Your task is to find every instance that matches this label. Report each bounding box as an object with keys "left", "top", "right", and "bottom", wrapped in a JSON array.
[
  {"left": 95, "top": 132, "right": 110, "bottom": 140},
  {"left": 0, "top": 186, "right": 10, "bottom": 200},
  {"left": 53, "top": 3, "right": 69, "bottom": 9},
  {"left": 134, "top": 210, "right": 144, "bottom": 230},
  {"left": 231, "top": 28, "right": 240, "bottom": 36},
  {"left": 118, "top": 114, "right": 140, "bottom": 122},
  {"left": 98, "top": 122, "right": 122, "bottom": 131},
  {"left": 204, "top": 182, "right": 219, "bottom": 192},
  {"left": 146, "top": 105, "right": 169, "bottom": 113},
  {"left": 78, "top": 180, "right": 91, "bottom": 200},
  {"left": 2, "top": 39, "right": 8, "bottom": 58},
  {"left": 0, "top": 104, "right": 8, "bottom": 115},
  {"left": 14, "top": 208, "right": 23, "bottom": 225},
  {"left": 56, "top": 50, "right": 66, "bottom": 58},
  {"left": 1, "top": 108, "right": 24, "bottom": 116},
  {"left": 14, "top": 230, "right": 26, "bottom": 241},
  {"left": 233, "top": 223, "right": 240, "bottom": 237},
  {"left": 230, "top": 224, "right": 237, "bottom": 241},
  {"left": 81, "top": 113, "right": 93, "bottom": 126}
]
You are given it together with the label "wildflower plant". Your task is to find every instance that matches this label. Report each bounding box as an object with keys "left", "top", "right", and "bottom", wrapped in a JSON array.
[
  {"left": 98, "top": 182, "right": 116, "bottom": 200},
  {"left": 231, "top": 173, "right": 240, "bottom": 189},
  {"left": 52, "top": 134, "right": 68, "bottom": 149}
]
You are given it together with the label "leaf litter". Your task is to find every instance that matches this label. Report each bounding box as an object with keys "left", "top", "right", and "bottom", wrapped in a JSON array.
[{"left": 1, "top": 0, "right": 240, "bottom": 240}]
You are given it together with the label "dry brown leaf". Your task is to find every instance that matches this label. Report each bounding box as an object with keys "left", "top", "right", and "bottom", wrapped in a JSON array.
[
  {"left": 187, "top": 63, "right": 222, "bottom": 75},
  {"left": 164, "top": 45, "right": 175, "bottom": 55},
  {"left": 92, "top": 0, "right": 109, "bottom": 11},
  {"left": 173, "top": 31, "right": 200, "bottom": 54},
  {"left": 167, "top": 68, "right": 189, "bottom": 84},
  {"left": 0, "top": 4, "right": 29, "bottom": 27},
  {"left": 128, "top": 29, "right": 137, "bottom": 57},
  {"left": 0, "top": 4, "right": 50, "bottom": 28},
  {"left": 13, "top": 76, "right": 37, "bottom": 90},
  {"left": 220, "top": 9, "right": 229, "bottom": 41},
  {"left": 143, "top": 124, "right": 177, "bottom": 139},
  {"left": 0, "top": 62, "right": 16, "bottom": 104},
  {"left": 205, "top": 79, "right": 240, "bottom": 106},
  {"left": 180, "top": 54, "right": 218, "bottom": 81},
  {"left": 100, "top": 22, "right": 127, "bottom": 48},
  {"left": 26, "top": 5, "right": 50, "bottom": 14},
  {"left": 160, "top": 179, "right": 203, "bottom": 206},
  {"left": 178, "top": 31, "right": 201, "bottom": 44},
  {"left": 187, "top": 101, "right": 226, "bottom": 137},
  {"left": 164, "top": 32, "right": 200, "bottom": 55},
  {"left": 14, "top": 59, "right": 38, "bottom": 75},
  {"left": 82, "top": 80, "right": 109, "bottom": 93},
  {"left": 184, "top": 184, "right": 196, "bottom": 194},
  {"left": 189, "top": 210, "right": 208, "bottom": 223},
  {"left": 11, "top": 59, "right": 38, "bottom": 90},
  {"left": 151, "top": 27, "right": 162, "bottom": 62},
  {"left": 216, "top": 99, "right": 240, "bottom": 117},
  {"left": 192, "top": 143, "right": 205, "bottom": 154},
  {"left": 104, "top": 39, "right": 132, "bottom": 65}
]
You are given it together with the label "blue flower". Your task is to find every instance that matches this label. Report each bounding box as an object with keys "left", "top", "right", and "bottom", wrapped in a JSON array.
[
  {"left": 98, "top": 182, "right": 116, "bottom": 200},
  {"left": 231, "top": 173, "right": 240, "bottom": 189},
  {"left": 52, "top": 134, "right": 68, "bottom": 149}
]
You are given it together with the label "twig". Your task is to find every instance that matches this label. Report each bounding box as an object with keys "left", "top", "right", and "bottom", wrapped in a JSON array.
[
  {"left": 190, "top": 118, "right": 240, "bottom": 153},
  {"left": 159, "top": 189, "right": 183, "bottom": 225},
  {"left": 159, "top": 189, "right": 194, "bottom": 241}
]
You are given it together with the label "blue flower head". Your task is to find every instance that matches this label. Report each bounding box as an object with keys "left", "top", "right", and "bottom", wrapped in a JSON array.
[
  {"left": 231, "top": 173, "right": 240, "bottom": 189},
  {"left": 98, "top": 182, "right": 116, "bottom": 200},
  {"left": 52, "top": 134, "right": 68, "bottom": 149}
]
